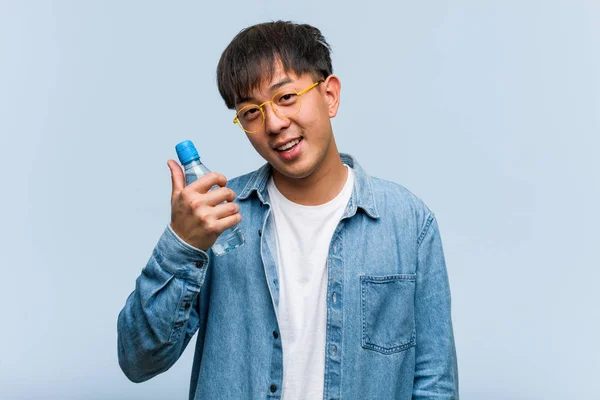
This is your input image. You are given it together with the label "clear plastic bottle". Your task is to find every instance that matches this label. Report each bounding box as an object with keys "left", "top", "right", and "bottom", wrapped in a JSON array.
[{"left": 175, "top": 140, "right": 245, "bottom": 256}]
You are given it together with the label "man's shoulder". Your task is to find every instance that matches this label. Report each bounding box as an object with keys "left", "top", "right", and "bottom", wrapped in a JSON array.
[
  {"left": 371, "top": 176, "right": 429, "bottom": 209},
  {"left": 342, "top": 153, "right": 431, "bottom": 218},
  {"left": 367, "top": 175, "right": 433, "bottom": 230}
]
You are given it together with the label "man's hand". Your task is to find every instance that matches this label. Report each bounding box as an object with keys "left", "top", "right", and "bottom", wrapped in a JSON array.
[{"left": 167, "top": 159, "right": 242, "bottom": 251}]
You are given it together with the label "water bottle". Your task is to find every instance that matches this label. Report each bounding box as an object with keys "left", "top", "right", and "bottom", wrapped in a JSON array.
[{"left": 175, "top": 140, "right": 245, "bottom": 256}]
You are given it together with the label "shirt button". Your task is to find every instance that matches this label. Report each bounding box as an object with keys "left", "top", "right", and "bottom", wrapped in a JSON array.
[
  {"left": 270, "top": 384, "right": 277, "bottom": 393},
  {"left": 194, "top": 261, "right": 203, "bottom": 268},
  {"left": 332, "top": 292, "right": 337, "bottom": 303},
  {"left": 332, "top": 345, "right": 337, "bottom": 355},
  {"left": 273, "top": 331, "right": 279, "bottom": 339}
]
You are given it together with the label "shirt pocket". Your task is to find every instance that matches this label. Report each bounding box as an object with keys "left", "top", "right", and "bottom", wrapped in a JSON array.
[{"left": 360, "top": 274, "right": 417, "bottom": 354}]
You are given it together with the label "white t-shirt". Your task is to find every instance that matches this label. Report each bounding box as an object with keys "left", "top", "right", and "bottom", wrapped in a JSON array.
[{"left": 266, "top": 165, "right": 354, "bottom": 400}]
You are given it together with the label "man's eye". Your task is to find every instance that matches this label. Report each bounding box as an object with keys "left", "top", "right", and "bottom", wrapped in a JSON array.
[
  {"left": 242, "top": 107, "right": 261, "bottom": 120},
  {"left": 277, "top": 93, "right": 298, "bottom": 105}
]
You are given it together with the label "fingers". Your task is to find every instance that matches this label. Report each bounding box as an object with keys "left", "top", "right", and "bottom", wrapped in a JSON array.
[
  {"left": 202, "top": 186, "right": 238, "bottom": 206},
  {"left": 187, "top": 172, "right": 228, "bottom": 194},
  {"left": 213, "top": 201, "right": 240, "bottom": 220},
  {"left": 168, "top": 161, "right": 228, "bottom": 196},
  {"left": 168, "top": 162, "right": 241, "bottom": 250},
  {"left": 167, "top": 159, "right": 185, "bottom": 196},
  {"left": 214, "top": 212, "right": 243, "bottom": 233}
]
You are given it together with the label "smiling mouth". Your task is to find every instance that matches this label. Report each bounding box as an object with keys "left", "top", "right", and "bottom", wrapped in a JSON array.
[{"left": 275, "top": 138, "right": 302, "bottom": 151}]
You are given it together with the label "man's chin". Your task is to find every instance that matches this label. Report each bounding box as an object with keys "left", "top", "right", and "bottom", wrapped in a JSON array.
[{"left": 271, "top": 161, "right": 314, "bottom": 181}]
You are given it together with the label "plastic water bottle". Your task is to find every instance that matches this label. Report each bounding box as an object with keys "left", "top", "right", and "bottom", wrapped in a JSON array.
[{"left": 175, "top": 140, "right": 245, "bottom": 256}]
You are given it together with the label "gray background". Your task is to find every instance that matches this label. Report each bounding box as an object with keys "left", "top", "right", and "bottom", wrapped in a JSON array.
[{"left": 1, "top": 1, "right": 598, "bottom": 399}]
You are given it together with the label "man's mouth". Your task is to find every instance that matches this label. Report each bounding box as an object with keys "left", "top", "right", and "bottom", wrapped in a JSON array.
[{"left": 275, "top": 138, "right": 302, "bottom": 152}]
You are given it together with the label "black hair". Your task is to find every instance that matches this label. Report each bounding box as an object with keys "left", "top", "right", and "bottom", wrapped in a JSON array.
[{"left": 217, "top": 21, "right": 333, "bottom": 109}]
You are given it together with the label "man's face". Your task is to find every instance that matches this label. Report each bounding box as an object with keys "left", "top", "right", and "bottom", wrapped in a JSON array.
[{"left": 234, "top": 64, "right": 340, "bottom": 182}]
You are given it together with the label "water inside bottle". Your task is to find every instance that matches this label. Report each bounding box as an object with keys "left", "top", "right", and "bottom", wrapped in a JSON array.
[{"left": 212, "top": 227, "right": 245, "bottom": 256}]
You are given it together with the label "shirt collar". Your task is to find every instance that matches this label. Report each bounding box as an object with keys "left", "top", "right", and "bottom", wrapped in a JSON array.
[{"left": 237, "top": 153, "right": 380, "bottom": 219}]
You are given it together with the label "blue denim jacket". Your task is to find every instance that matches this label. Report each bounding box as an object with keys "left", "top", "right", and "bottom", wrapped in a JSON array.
[{"left": 118, "top": 154, "right": 458, "bottom": 399}]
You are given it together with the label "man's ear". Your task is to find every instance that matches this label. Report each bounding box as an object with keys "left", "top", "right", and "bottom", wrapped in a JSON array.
[{"left": 323, "top": 75, "right": 341, "bottom": 118}]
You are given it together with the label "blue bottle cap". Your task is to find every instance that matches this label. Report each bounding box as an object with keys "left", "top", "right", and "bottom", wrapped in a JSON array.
[{"left": 175, "top": 140, "right": 200, "bottom": 164}]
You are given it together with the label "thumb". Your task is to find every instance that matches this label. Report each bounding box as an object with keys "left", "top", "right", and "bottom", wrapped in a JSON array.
[{"left": 167, "top": 159, "right": 185, "bottom": 196}]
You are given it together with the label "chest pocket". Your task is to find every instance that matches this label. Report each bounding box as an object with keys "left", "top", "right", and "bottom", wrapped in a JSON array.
[{"left": 360, "top": 274, "right": 417, "bottom": 354}]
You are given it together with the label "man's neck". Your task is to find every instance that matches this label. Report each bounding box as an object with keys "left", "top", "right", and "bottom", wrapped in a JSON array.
[{"left": 272, "top": 153, "right": 348, "bottom": 206}]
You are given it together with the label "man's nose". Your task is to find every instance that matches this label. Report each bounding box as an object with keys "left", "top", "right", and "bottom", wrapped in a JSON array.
[{"left": 263, "top": 103, "right": 291, "bottom": 135}]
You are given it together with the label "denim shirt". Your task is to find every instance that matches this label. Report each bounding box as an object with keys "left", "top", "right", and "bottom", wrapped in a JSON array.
[{"left": 118, "top": 154, "right": 459, "bottom": 399}]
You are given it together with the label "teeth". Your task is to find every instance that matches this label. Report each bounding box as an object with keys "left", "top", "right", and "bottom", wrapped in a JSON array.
[{"left": 277, "top": 138, "right": 300, "bottom": 151}]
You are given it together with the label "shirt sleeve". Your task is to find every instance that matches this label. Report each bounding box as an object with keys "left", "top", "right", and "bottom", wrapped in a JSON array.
[
  {"left": 412, "top": 214, "right": 459, "bottom": 398},
  {"left": 117, "top": 225, "right": 210, "bottom": 383}
]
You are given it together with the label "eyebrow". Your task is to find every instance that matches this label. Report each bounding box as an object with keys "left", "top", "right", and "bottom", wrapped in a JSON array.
[{"left": 236, "top": 77, "right": 295, "bottom": 106}]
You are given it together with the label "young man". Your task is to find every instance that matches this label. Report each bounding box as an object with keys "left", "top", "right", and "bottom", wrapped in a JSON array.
[{"left": 118, "top": 21, "right": 458, "bottom": 399}]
